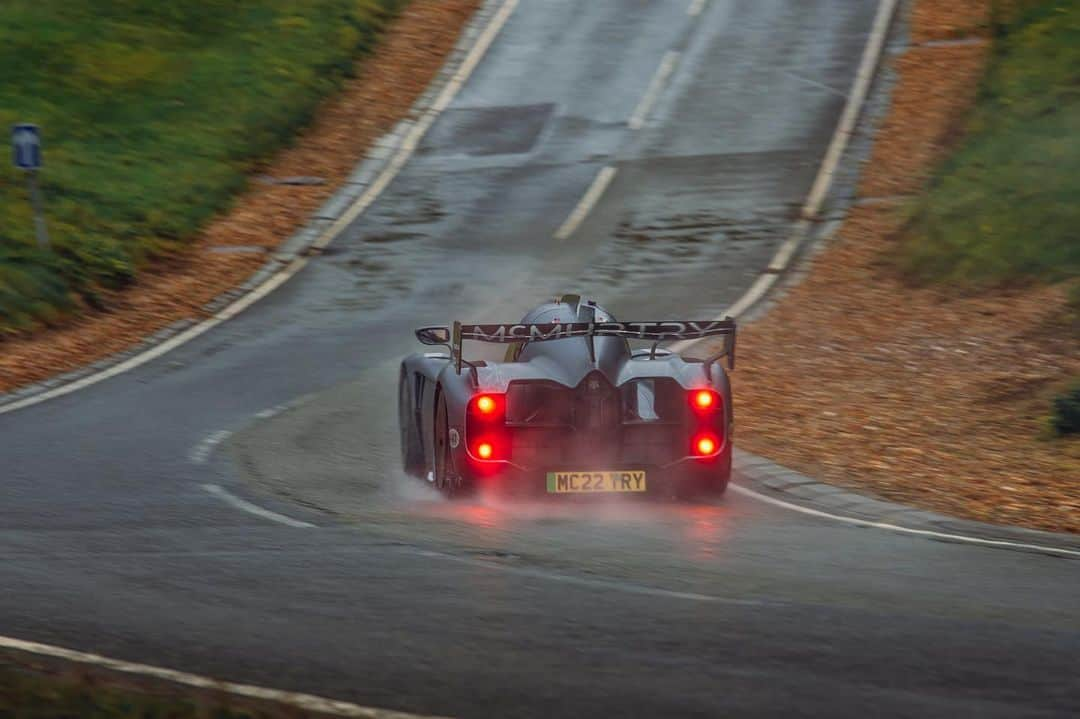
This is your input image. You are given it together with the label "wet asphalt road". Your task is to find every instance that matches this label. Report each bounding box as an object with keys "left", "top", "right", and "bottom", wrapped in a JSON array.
[{"left": 1, "top": 1, "right": 1078, "bottom": 717}]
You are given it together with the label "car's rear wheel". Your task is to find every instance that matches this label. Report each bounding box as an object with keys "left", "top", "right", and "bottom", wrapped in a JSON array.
[
  {"left": 434, "top": 392, "right": 472, "bottom": 498},
  {"left": 398, "top": 369, "right": 424, "bottom": 477},
  {"left": 433, "top": 392, "right": 452, "bottom": 494}
]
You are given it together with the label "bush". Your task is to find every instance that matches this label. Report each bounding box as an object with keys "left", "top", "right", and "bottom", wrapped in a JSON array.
[{"left": 1049, "top": 382, "right": 1080, "bottom": 436}]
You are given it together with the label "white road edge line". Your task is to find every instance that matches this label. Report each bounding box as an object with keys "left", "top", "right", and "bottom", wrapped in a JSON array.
[
  {"left": 553, "top": 165, "right": 618, "bottom": 241},
  {"left": 0, "top": 263, "right": 303, "bottom": 417},
  {"left": 802, "top": 0, "right": 897, "bottom": 221},
  {"left": 253, "top": 402, "right": 290, "bottom": 420},
  {"left": 188, "top": 429, "right": 233, "bottom": 465},
  {"left": 730, "top": 484, "right": 1080, "bottom": 558},
  {"left": 628, "top": 50, "right": 680, "bottom": 130},
  {"left": 202, "top": 484, "right": 316, "bottom": 529},
  {"left": 687, "top": 0, "right": 707, "bottom": 17},
  {"left": 0, "top": 636, "right": 448, "bottom": 719},
  {"left": 0, "top": 0, "right": 521, "bottom": 418}
]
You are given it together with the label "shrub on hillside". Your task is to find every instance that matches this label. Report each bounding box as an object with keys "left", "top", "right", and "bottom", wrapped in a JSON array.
[{"left": 1049, "top": 382, "right": 1080, "bottom": 437}]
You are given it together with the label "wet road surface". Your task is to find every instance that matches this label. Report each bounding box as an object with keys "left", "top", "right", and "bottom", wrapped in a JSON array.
[{"left": 2, "top": 1, "right": 1077, "bottom": 716}]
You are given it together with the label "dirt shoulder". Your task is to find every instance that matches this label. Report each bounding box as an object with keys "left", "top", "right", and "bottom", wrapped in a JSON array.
[
  {"left": 0, "top": 0, "right": 480, "bottom": 393},
  {"left": 730, "top": 0, "right": 1079, "bottom": 534}
]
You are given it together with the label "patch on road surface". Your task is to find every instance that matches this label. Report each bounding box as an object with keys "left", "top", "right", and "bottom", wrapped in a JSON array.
[{"left": 420, "top": 103, "right": 555, "bottom": 156}]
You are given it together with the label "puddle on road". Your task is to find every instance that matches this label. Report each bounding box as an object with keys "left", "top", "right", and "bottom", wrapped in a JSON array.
[{"left": 572, "top": 212, "right": 787, "bottom": 295}]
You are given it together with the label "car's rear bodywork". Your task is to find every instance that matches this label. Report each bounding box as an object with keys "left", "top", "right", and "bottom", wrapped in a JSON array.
[{"left": 399, "top": 295, "right": 735, "bottom": 498}]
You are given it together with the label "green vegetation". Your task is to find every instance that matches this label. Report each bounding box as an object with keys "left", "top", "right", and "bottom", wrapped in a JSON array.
[
  {"left": 1049, "top": 380, "right": 1080, "bottom": 436},
  {"left": 0, "top": 0, "right": 404, "bottom": 334},
  {"left": 0, "top": 662, "right": 266, "bottom": 719},
  {"left": 900, "top": 0, "right": 1079, "bottom": 288}
]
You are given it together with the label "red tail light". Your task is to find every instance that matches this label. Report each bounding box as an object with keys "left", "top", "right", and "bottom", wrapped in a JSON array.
[
  {"left": 693, "top": 434, "right": 719, "bottom": 457},
  {"left": 688, "top": 389, "right": 723, "bottom": 458},
  {"left": 467, "top": 393, "right": 508, "bottom": 461},
  {"left": 690, "top": 389, "right": 718, "bottom": 411},
  {"left": 470, "top": 393, "right": 504, "bottom": 417}
]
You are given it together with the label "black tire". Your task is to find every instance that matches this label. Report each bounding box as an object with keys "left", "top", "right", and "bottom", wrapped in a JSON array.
[
  {"left": 398, "top": 369, "right": 424, "bottom": 477},
  {"left": 433, "top": 391, "right": 451, "bottom": 494},
  {"left": 434, "top": 391, "right": 472, "bottom": 498}
]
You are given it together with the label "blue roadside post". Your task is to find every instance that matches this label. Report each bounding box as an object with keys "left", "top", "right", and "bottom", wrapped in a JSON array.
[{"left": 12, "top": 123, "right": 50, "bottom": 249}]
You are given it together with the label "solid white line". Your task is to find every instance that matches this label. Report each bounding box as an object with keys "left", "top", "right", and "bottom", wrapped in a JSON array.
[
  {"left": 0, "top": 636, "right": 447, "bottom": 719},
  {"left": 729, "top": 484, "right": 1080, "bottom": 559},
  {"left": 802, "top": 0, "right": 899, "bottom": 220},
  {"left": 188, "top": 429, "right": 233, "bottom": 465},
  {"left": 765, "top": 218, "right": 812, "bottom": 273},
  {"left": 553, "top": 165, "right": 617, "bottom": 241},
  {"left": 628, "top": 50, "right": 680, "bottom": 130},
  {"left": 0, "top": 261, "right": 306, "bottom": 416},
  {"left": 254, "top": 403, "right": 289, "bottom": 420},
  {"left": 666, "top": 272, "right": 778, "bottom": 354},
  {"left": 202, "top": 484, "right": 316, "bottom": 529},
  {"left": 721, "top": 273, "right": 777, "bottom": 322},
  {"left": 687, "top": 0, "right": 707, "bottom": 17},
  {"left": 0, "top": 0, "right": 520, "bottom": 418}
]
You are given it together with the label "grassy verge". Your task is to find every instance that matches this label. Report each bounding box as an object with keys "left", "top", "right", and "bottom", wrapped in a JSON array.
[
  {"left": 0, "top": 0, "right": 404, "bottom": 335},
  {"left": 900, "top": 0, "right": 1078, "bottom": 286},
  {"left": 899, "top": 0, "right": 1079, "bottom": 434},
  {"left": 1, "top": 661, "right": 264, "bottom": 719}
]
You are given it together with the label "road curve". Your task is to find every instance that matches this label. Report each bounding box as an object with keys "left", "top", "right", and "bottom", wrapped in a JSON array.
[{"left": 2, "top": 1, "right": 1077, "bottom": 717}]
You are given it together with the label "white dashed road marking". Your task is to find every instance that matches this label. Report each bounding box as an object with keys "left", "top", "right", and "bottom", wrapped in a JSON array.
[
  {"left": 188, "top": 430, "right": 232, "bottom": 465},
  {"left": 628, "top": 50, "right": 680, "bottom": 130},
  {"left": 202, "top": 484, "right": 316, "bottom": 529},
  {"left": 253, "top": 403, "right": 290, "bottom": 420}
]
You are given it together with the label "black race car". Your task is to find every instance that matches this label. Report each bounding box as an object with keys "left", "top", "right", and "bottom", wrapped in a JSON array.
[{"left": 398, "top": 295, "right": 736, "bottom": 498}]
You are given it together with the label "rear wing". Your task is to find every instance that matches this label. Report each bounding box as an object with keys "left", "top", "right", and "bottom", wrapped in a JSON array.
[{"left": 450, "top": 319, "right": 736, "bottom": 374}]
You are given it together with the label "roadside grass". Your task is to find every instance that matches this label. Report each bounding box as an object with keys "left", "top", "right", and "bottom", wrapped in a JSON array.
[
  {"left": 900, "top": 0, "right": 1078, "bottom": 286},
  {"left": 0, "top": 0, "right": 404, "bottom": 335},
  {"left": 898, "top": 0, "right": 1079, "bottom": 434},
  {"left": 0, "top": 656, "right": 280, "bottom": 712}
]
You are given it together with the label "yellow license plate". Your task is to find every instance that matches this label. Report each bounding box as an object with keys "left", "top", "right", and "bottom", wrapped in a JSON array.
[{"left": 546, "top": 471, "right": 647, "bottom": 493}]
